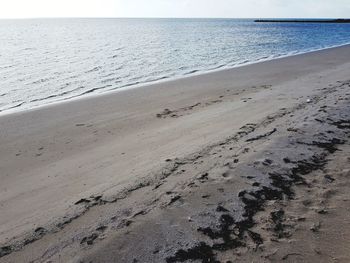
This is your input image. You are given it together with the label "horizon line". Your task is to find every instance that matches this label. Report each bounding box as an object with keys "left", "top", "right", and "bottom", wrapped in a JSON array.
[{"left": 0, "top": 16, "right": 348, "bottom": 20}]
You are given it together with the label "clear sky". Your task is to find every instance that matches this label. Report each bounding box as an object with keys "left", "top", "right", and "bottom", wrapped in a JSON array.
[{"left": 1, "top": 0, "right": 349, "bottom": 19}]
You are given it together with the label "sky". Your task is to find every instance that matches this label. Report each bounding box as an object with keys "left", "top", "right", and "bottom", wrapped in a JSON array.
[{"left": 0, "top": 0, "right": 349, "bottom": 19}]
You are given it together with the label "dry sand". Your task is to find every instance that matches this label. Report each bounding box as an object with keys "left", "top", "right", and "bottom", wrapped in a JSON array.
[{"left": 0, "top": 45, "right": 350, "bottom": 262}]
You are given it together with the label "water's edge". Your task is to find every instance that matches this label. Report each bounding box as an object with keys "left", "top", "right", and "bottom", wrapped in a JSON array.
[{"left": 1, "top": 41, "right": 350, "bottom": 117}]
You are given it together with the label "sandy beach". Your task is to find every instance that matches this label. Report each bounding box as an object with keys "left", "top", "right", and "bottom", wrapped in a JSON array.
[{"left": 1, "top": 44, "right": 350, "bottom": 263}]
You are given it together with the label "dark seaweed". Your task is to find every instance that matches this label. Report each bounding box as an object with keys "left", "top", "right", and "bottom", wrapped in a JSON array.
[
  {"left": 81, "top": 233, "right": 98, "bottom": 245},
  {"left": 246, "top": 128, "right": 277, "bottom": 142},
  {"left": 166, "top": 242, "right": 219, "bottom": 263},
  {"left": 331, "top": 119, "right": 350, "bottom": 130},
  {"left": 166, "top": 136, "right": 345, "bottom": 262},
  {"left": 75, "top": 198, "right": 91, "bottom": 205},
  {"left": 270, "top": 209, "right": 289, "bottom": 238},
  {"left": 297, "top": 138, "right": 344, "bottom": 154},
  {"left": 169, "top": 195, "right": 182, "bottom": 205},
  {"left": 0, "top": 246, "right": 12, "bottom": 257}
]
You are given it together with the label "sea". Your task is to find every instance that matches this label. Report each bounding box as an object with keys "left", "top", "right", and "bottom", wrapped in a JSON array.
[{"left": 1, "top": 18, "right": 350, "bottom": 114}]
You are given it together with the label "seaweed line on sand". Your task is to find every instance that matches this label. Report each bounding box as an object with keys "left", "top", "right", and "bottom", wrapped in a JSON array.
[{"left": 166, "top": 117, "right": 350, "bottom": 262}]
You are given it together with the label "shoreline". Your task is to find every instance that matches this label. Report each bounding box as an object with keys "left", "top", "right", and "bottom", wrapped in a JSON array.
[
  {"left": 0, "top": 44, "right": 350, "bottom": 262},
  {"left": 1, "top": 42, "right": 350, "bottom": 117}
]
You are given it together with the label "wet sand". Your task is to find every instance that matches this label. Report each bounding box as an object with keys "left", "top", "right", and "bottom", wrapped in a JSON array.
[{"left": 0, "top": 45, "right": 350, "bottom": 262}]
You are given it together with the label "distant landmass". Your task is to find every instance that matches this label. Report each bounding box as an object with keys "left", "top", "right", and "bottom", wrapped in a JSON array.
[{"left": 255, "top": 19, "right": 350, "bottom": 23}]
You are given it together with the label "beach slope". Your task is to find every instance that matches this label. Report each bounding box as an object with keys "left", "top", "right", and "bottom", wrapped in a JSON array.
[{"left": 0, "top": 45, "right": 350, "bottom": 262}]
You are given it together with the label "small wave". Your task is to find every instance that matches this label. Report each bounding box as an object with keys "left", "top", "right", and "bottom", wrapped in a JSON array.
[
  {"left": 27, "top": 85, "right": 112, "bottom": 105},
  {"left": 120, "top": 82, "right": 140, "bottom": 89},
  {"left": 30, "top": 93, "right": 66, "bottom": 103},
  {"left": 101, "top": 77, "right": 120, "bottom": 84},
  {"left": 30, "top": 86, "right": 86, "bottom": 103},
  {"left": 2, "top": 101, "right": 25, "bottom": 111},
  {"left": 0, "top": 64, "right": 15, "bottom": 70},
  {"left": 184, "top": 69, "right": 199, "bottom": 75},
  {"left": 64, "top": 75, "right": 80, "bottom": 80},
  {"left": 78, "top": 85, "right": 113, "bottom": 96},
  {"left": 101, "top": 72, "right": 115, "bottom": 78},
  {"left": 211, "top": 64, "right": 226, "bottom": 70},
  {"left": 151, "top": 76, "right": 169, "bottom": 82},
  {"left": 85, "top": 66, "right": 102, "bottom": 74},
  {"left": 143, "top": 76, "right": 169, "bottom": 83},
  {"left": 238, "top": 60, "right": 250, "bottom": 65},
  {"left": 30, "top": 77, "right": 55, "bottom": 85},
  {"left": 23, "top": 47, "right": 37, "bottom": 51}
]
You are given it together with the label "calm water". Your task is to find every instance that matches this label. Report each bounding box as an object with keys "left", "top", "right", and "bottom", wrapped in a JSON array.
[{"left": 1, "top": 18, "right": 350, "bottom": 114}]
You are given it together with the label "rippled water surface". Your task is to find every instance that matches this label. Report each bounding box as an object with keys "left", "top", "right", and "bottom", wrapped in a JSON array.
[{"left": 1, "top": 18, "right": 350, "bottom": 113}]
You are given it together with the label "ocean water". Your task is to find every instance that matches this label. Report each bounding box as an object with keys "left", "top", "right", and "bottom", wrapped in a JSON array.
[{"left": 1, "top": 18, "right": 350, "bottom": 114}]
